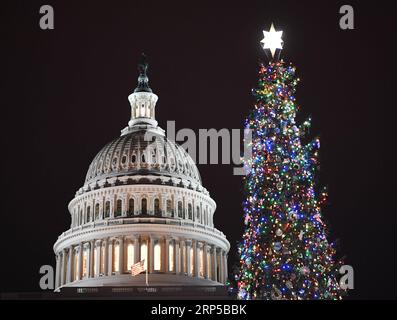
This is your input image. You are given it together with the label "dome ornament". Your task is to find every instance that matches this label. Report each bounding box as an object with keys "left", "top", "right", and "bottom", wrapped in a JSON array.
[
  {"left": 134, "top": 53, "right": 152, "bottom": 93},
  {"left": 125, "top": 53, "right": 160, "bottom": 133}
]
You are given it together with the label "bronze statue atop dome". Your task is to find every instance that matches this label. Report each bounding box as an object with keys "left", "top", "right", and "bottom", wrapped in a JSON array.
[{"left": 135, "top": 53, "right": 152, "bottom": 93}]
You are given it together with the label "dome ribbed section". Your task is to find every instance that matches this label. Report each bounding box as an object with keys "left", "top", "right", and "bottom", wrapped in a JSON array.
[{"left": 84, "top": 130, "right": 201, "bottom": 187}]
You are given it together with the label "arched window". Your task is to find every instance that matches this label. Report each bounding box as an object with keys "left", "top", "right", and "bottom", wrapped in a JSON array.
[
  {"left": 104, "top": 201, "right": 110, "bottom": 218},
  {"left": 128, "top": 198, "right": 134, "bottom": 216},
  {"left": 196, "top": 207, "right": 201, "bottom": 222},
  {"left": 166, "top": 200, "right": 172, "bottom": 215},
  {"left": 86, "top": 206, "right": 91, "bottom": 222},
  {"left": 177, "top": 201, "right": 183, "bottom": 218},
  {"left": 131, "top": 154, "right": 136, "bottom": 163},
  {"left": 141, "top": 154, "right": 146, "bottom": 163},
  {"left": 141, "top": 198, "right": 147, "bottom": 215},
  {"left": 95, "top": 203, "right": 100, "bottom": 220},
  {"left": 115, "top": 199, "right": 122, "bottom": 217},
  {"left": 188, "top": 204, "right": 192, "bottom": 220},
  {"left": 121, "top": 155, "right": 127, "bottom": 165},
  {"left": 154, "top": 198, "right": 161, "bottom": 216},
  {"left": 196, "top": 206, "right": 200, "bottom": 222},
  {"left": 154, "top": 243, "right": 161, "bottom": 271},
  {"left": 168, "top": 242, "right": 174, "bottom": 272},
  {"left": 127, "top": 242, "right": 134, "bottom": 272}
]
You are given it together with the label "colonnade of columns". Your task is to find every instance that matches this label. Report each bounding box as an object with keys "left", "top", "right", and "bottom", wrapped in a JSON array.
[{"left": 55, "top": 236, "right": 228, "bottom": 289}]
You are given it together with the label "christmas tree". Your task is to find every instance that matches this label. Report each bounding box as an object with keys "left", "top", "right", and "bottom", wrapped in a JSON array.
[{"left": 235, "top": 25, "right": 345, "bottom": 300}]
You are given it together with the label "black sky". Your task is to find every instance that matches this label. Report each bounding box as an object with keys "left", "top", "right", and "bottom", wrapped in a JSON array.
[{"left": 1, "top": 0, "right": 395, "bottom": 299}]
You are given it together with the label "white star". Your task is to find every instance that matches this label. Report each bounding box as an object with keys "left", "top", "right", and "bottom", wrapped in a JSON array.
[{"left": 260, "top": 23, "right": 284, "bottom": 57}]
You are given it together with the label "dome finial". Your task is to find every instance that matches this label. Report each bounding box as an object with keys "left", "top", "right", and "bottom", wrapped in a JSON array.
[{"left": 134, "top": 53, "right": 152, "bottom": 93}]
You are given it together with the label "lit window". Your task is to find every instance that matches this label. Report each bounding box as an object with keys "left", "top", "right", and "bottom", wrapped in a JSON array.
[
  {"left": 113, "top": 243, "right": 120, "bottom": 273},
  {"left": 207, "top": 250, "right": 211, "bottom": 279},
  {"left": 94, "top": 246, "right": 98, "bottom": 276},
  {"left": 82, "top": 247, "right": 88, "bottom": 278},
  {"left": 154, "top": 243, "right": 161, "bottom": 271},
  {"left": 189, "top": 247, "right": 194, "bottom": 275},
  {"left": 127, "top": 243, "right": 134, "bottom": 272},
  {"left": 199, "top": 247, "right": 204, "bottom": 277},
  {"left": 168, "top": 242, "right": 174, "bottom": 272}
]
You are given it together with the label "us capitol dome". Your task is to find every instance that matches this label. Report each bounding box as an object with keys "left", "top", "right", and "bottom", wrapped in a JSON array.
[{"left": 53, "top": 55, "right": 230, "bottom": 290}]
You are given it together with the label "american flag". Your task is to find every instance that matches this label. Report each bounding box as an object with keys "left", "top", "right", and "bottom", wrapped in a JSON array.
[{"left": 131, "top": 259, "right": 146, "bottom": 276}]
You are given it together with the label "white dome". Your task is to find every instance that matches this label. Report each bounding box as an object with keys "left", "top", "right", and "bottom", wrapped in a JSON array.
[
  {"left": 84, "top": 130, "right": 202, "bottom": 189},
  {"left": 53, "top": 56, "right": 229, "bottom": 291}
]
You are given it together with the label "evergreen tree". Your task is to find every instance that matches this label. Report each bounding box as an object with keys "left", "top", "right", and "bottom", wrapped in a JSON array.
[{"left": 236, "top": 59, "right": 345, "bottom": 300}]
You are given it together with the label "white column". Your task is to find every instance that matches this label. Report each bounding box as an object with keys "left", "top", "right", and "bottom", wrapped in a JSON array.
[
  {"left": 186, "top": 240, "right": 192, "bottom": 276},
  {"left": 219, "top": 250, "right": 224, "bottom": 284},
  {"left": 89, "top": 240, "right": 94, "bottom": 277},
  {"left": 149, "top": 236, "right": 155, "bottom": 273},
  {"left": 118, "top": 237, "right": 124, "bottom": 274},
  {"left": 224, "top": 252, "right": 228, "bottom": 284},
  {"left": 60, "top": 249, "right": 66, "bottom": 286},
  {"left": 174, "top": 240, "right": 180, "bottom": 274},
  {"left": 66, "top": 246, "right": 73, "bottom": 283},
  {"left": 107, "top": 239, "right": 113, "bottom": 276},
  {"left": 77, "top": 243, "right": 83, "bottom": 280},
  {"left": 203, "top": 244, "right": 209, "bottom": 279},
  {"left": 55, "top": 254, "right": 60, "bottom": 288},
  {"left": 164, "top": 237, "right": 169, "bottom": 273},
  {"left": 194, "top": 241, "right": 199, "bottom": 278},
  {"left": 95, "top": 240, "right": 101, "bottom": 276},
  {"left": 103, "top": 238, "right": 108, "bottom": 276},
  {"left": 180, "top": 240, "right": 186, "bottom": 274},
  {"left": 212, "top": 246, "right": 218, "bottom": 282},
  {"left": 134, "top": 237, "right": 139, "bottom": 264}
]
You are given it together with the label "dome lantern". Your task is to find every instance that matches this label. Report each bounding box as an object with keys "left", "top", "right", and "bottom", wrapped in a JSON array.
[{"left": 127, "top": 53, "right": 159, "bottom": 130}]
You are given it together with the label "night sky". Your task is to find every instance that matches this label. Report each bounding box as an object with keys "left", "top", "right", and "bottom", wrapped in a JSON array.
[{"left": 1, "top": 0, "right": 395, "bottom": 299}]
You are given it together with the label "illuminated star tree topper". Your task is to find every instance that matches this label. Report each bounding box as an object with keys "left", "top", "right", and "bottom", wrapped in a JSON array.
[{"left": 260, "top": 23, "right": 284, "bottom": 58}]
